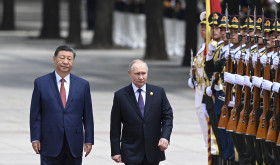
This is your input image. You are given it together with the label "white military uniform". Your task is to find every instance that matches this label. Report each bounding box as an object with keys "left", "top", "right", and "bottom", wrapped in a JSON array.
[{"left": 193, "top": 43, "right": 217, "bottom": 154}]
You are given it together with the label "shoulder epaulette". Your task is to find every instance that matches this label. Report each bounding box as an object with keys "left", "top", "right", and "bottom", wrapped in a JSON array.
[
  {"left": 213, "top": 41, "right": 224, "bottom": 61},
  {"left": 250, "top": 45, "right": 258, "bottom": 54},
  {"left": 218, "top": 41, "right": 224, "bottom": 47},
  {"left": 241, "top": 44, "right": 247, "bottom": 53},
  {"left": 258, "top": 47, "right": 266, "bottom": 55}
]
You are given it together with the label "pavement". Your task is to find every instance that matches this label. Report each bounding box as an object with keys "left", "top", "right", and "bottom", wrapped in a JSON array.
[{"left": 0, "top": 0, "right": 207, "bottom": 164}]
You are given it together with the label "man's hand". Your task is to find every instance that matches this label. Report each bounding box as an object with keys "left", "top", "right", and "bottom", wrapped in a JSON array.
[
  {"left": 32, "top": 142, "right": 40, "bottom": 154},
  {"left": 112, "top": 154, "right": 122, "bottom": 163},
  {"left": 84, "top": 143, "right": 92, "bottom": 157},
  {"left": 158, "top": 138, "right": 169, "bottom": 151}
]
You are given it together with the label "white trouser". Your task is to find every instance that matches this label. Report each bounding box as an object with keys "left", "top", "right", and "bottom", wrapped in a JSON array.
[{"left": 198, "top": 104, "right": 218, "bottom": 155}]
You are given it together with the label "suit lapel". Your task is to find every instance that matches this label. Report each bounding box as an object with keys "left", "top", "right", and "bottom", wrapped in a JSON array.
[
  {"left": 65, "top": 74, "right": 75, "bottom": 110},
  {"left": 49, "top": 71, "right": 64, "bottom": 110},
  {"left": 126, "top": 84, "right": 144, "bottom": 119},
  {"left": 144, "top": 84, "right": 153, "bottom": 118}
]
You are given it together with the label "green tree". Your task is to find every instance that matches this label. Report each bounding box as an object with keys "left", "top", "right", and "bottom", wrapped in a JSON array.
[
  {"left": 1, "top": 0, "right": 15, "bottom": 30},
  {"left": 66, "top": 0, "right": 82, "bottom": 45},
  {"left": 182, "top": 0, "right": 198, "bottom": 66},
  {"left": 91, "top": 0, "right": 115, "bottom": 48},
  {"left": 40, "top": 0, "right": 60, "bottom": 38},
  {"left": 144, "top": 0, "right": 168, "bottom": 60}
]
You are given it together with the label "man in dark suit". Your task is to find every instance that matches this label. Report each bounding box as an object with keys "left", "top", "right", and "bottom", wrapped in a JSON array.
[
  {"left": 110, "top": 59, "right": 173, "bottom": 165},
  {"left": 29, "top": 45, "right": 94, "bottom": 165}
]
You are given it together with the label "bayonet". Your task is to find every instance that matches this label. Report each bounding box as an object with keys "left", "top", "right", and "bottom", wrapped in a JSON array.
[
  {"left": 254, "top": 6, "right": 259, "bottom": 56},
  {"left": 190, "top": 49, "right": 193, "bottom": 77},
  {"left": 226, "top": 3, "right": 229, "bottom": 35},
  {"left": 238, "top": 5, "right": 242, "bottom": 56},
  {"left": 226, "top": 3, "right": 231, "bottom": 55},
  {"left": 247, "top": 6, "right": 251, "bottom": 57},
  {"left": 189, "top": 49, "right": 198, "bottom": 87},
  {"left": 262, "top": 8, "right": 267, "bottom": 54}
]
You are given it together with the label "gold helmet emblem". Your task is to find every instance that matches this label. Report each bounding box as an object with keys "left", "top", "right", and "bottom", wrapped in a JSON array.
[
  {"left": 265, "top": 20, "right": 270, "bottom": 26},
  {"left": 257, "top": 18, "right": 262, "bottom": 23}
]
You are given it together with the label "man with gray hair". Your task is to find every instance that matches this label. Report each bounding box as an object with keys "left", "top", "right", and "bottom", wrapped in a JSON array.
[{"left": 110, "top": 59, "right": 173, "bottom": 165}]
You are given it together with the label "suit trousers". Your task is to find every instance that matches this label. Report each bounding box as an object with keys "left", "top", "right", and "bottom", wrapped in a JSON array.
[
  {"left": 125, "top": 155, "right": 159, "bottom": 165},
  {"left": 41, "top": 134, "right": 82, "bottom": 165}
]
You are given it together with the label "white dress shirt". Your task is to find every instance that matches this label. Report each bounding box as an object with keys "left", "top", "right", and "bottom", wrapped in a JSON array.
[
  {"left": 55, "top": 71, "right": 70, "bottom": 101},
  {"left": 132, "top": 83, "right": 146, "bottom": 104}
]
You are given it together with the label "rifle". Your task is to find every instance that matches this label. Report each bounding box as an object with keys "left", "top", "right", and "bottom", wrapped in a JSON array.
[
  {"left": 256, "top": 9, "right": 272, "bottom": 139},
  {"left": 268, "top": 9, "right": 280, "bottom": 142},
  {"left": 227, "top": 5, "right": 244, "bottom": 132},
  {"left": 236, "top": 6, "right": 252, "bottom": 134},
  {"left": 267, "top": 65, "right": 280, "bottom": 142},
  {"left": 218, "top": 3, "right": 232, "bottom": 129},
  {"left": 276, "top": 64, "right": 280, "bottom": 145},
  {"left": 246, "top": 6, "right": 262, "bottom": 136},
  {"left": 226, "top": 57, "right": 244, "bottom": 132},
  {"left": 256, "top": 55, "right": 271, "bottom": 139}
]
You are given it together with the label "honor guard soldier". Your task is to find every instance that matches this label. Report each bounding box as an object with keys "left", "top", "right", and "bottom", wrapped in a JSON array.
[
  {"left": 204, "top": 13, "right": 236, "bottom": 164},
  {"left": 271, "top": 17, "right": 280, "bottom": 165},
  {"left": 240, "top": 11, "right": 263, "bottom": 165},
  {"left": 223, "top": 14, "right": 245, "bottom": 164},
  {"left": 188, "top": 11, "right": 219, "bottom": 157},
  {"left": 258, "top": 16, "right": 280, "bottom": 165},
  {"left": 203, "top": 11, "right": 226, "bottom": 164}
]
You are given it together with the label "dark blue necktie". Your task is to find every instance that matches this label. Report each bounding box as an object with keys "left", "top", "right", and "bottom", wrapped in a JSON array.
[{"left": 137, "top": 89, "right": 145, "bottom": 116}]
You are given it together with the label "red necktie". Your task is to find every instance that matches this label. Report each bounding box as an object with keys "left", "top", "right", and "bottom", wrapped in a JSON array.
[{"left": 60, "top": 79, "right": 66, "bottom": 108}]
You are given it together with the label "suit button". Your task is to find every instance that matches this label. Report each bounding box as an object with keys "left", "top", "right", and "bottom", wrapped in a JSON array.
[
  {"left": 63, "top": 112, "right": 66, "bottom": 114},
  {"left": 62, "top": 125, "right": 64, "bottom": 128}
]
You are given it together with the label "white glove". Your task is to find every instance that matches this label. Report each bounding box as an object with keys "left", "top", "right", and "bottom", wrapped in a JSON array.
[
  {"left": 224, "top": 72, "right": 235, "bottom": 84},
  {"left": 244, "top": 76, "right": 252, "bottom": 88},
  {"left": 260, "top": 55, "right": 268, "bottom": 66},
  {"left": 228, "top": 101, "right": 235, "bottom": 107},
  {"left": 206, "top": 54, "right": 213, "bottom": 61},
  {"left": 272, "top": 82, "right": 280, "bottom": 93},
  {"left": 206, "top": 86, "right": 212, "bottom": 96},
  {"left": 188, "top": 78, "right": 194, "bottom": 89},
  {"left": 234, "top": 50, "right": 241, "bottom": 61},
  {"left": 245, "top": 52, "right": 250, "bottom": 63},
  {"left": 208, "top": 43, "right": 216, "bottom": 56},
  {"left": 262, "top": 79, "right": 273, "bottom": 91},
  {"left": 252, "top": 53, "right": 258, "bottom": 67},
  {"left": 235, "top": 74, "right": 244, "bottom": 86},
  {"left": 252, "top": 76, "right": 263, "bottom": 88},
  {"left": 225, "top": 50, "right": 235, "bottom": 60},
  {"left": 273, "top": 56, "right": 279, "bottom": 69},
  {"left": 201, "top": 103, "right": 209, "bottom": 118},
  {"left": 228, "top": 96, "right": 235, "bottom": 107}
]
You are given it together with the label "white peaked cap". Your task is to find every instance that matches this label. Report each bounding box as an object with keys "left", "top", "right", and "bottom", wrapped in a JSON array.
[{"left": 200, "top": 11, "right": 206, "bottom": 22}]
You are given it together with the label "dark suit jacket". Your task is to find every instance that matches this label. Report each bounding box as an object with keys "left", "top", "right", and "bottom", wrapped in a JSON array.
[
  {"left": 29, "top": 71, "right": 94, "bottom": 158},
  {"left": 110, "top": 83, "right": 173, "bottom": 163}
]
